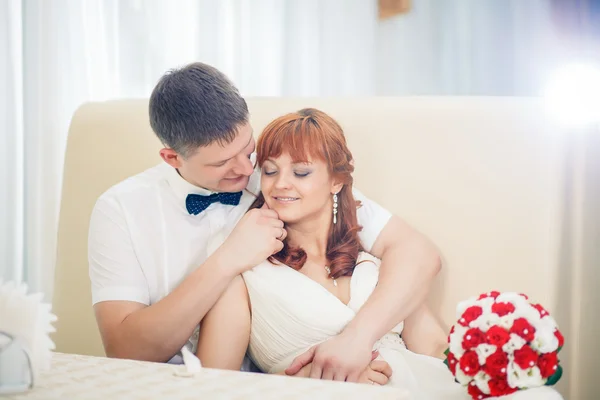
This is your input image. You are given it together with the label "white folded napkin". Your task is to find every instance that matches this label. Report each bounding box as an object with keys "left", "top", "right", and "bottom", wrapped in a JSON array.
[
  {"left": 181, "top": 346, "right": 202, "bottom": 373},
  {"left": 173, "top": 346, "right": 203, "bottom": 377}
]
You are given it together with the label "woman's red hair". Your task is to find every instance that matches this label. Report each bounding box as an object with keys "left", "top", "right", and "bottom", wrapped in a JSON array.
[{"left": 251, "top": 108, "right": 363, "bottom": 279}]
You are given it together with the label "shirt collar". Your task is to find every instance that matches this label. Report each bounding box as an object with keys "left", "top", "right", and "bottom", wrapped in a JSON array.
[{"left": 164, "top": 164, "right": 215, "bottom": 205}]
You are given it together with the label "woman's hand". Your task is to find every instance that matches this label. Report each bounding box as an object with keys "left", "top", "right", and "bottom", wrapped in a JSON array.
[{"left": 357, "top": 358, "right": 393, "bottom": 385}]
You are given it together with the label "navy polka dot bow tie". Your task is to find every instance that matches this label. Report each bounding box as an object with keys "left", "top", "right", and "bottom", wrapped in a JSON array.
[{"left": 185, "top": 191, "right": 243, "bottom": 215}]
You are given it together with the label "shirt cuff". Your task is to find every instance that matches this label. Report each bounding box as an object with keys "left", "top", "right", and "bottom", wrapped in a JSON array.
[{"left": 92, "top": 286, "right": 150, "bottom": 306}]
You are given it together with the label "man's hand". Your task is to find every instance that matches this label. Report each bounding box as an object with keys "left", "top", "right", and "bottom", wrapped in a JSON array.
[
  {"left": 215, "top": 203, "right": 286, "bottom": 274},
  {"left": 284, "top": 330, "right": 374, "bottom": 382},
  {"left": 285, "top": 350, "right": 392, "bottom": 386}
]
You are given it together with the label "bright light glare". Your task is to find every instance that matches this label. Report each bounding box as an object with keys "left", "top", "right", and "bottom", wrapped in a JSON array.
[{"left": 544, "top": 63, "right": 600, "bottom": 127}]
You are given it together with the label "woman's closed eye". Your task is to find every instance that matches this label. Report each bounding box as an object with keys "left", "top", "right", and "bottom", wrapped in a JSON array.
[{"left": 262, "top": 169, "right": 311, "bottom": 178}]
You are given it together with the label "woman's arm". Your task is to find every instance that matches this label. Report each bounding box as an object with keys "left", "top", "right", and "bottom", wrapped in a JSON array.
[
  {"left": 401, "top": 303, "right": 448, "bottom": 359},
  {"left": 196, "top": 275, "right": 252, "bottom": 370}
]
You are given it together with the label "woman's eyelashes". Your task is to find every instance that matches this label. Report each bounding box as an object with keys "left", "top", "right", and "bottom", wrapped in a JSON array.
[{"left": 262, "top": 169, "right": 311, "bottom": 178}]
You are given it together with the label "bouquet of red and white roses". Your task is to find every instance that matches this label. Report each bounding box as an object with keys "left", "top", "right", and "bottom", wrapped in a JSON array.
[{"left": 444, "top": 291, "right": 564, "bottom": 399}]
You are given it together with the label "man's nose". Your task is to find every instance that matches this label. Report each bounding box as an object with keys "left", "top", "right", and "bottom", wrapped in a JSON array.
[{"left": 232, "top": 154, "right": 254, "bottom": 176}]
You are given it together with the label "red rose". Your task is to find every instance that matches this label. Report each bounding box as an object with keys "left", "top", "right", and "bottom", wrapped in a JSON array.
[
  {"left": 488, "top": 377, "right": 517, "bottom": 397},
  {"left": 447, "top": 352, "right": 458, "bottom": 374},
  {"left": 459, "top": 350, "right": 480, "bottom": 376},
  {"left": 486, "top": 326, "right": 510, "bottom": 347},
  {"left": 462, "top": 328, "right": 486, "bottom": 350},
  {"left": 538, "top": 352, "right": 559, "bottom": 378},
  {"left": 484, "top": 348, "right": 509, "bottom": 378},
  {"left": 468, "top": 382, "right": 490, "bottom": 400},
  {"left": 510, "top": 318, "right": 536, "bottom": 342},
  {"left": 513, "top": 345, "right": 539, "bottom": 370},
  {"left": 532, "top": 303, "right": 549, "bottom": 318},
  {"left": 492, "top": 302, "right": 516, "bottom": 317},
  {"left": 460, "top": 306, "right": 483, "bottom": 327},
  {"left": 478, "top": 291, "right": 501, "bottom": 300},
  {"left": 555, "top": 329, "right": 564, "bottom": 349}
]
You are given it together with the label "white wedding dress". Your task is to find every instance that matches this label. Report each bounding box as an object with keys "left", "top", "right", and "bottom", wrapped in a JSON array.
[{"left": 241, "top": 252, "right": 563, "bottom": 400}]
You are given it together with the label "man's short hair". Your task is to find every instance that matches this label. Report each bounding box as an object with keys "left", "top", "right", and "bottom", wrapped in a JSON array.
[{"left": 149, "top": 62, "right": 248, "bottom": 157}]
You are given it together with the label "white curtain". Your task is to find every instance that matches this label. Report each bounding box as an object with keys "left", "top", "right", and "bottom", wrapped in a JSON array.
[
  {"left": 377, "top": 0, "right": 561, "bottom": 95},
  {"left": 1, "top": 0, "right": 24, "bottom": 286},
  {"left": 0, "top": 0, "right": 378, "bottom": 300}
]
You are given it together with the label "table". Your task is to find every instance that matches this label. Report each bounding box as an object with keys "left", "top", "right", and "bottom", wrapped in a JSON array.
[{"left": 4, "top": 352, "right": 410, "bottom": 399}]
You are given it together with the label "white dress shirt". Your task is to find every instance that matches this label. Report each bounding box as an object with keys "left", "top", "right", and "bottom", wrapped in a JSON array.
[{"left": 88, "top": 162, "right": 392, "bottom": 363}]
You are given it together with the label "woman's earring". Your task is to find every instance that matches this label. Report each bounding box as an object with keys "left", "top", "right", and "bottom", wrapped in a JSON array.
[{"left": 333, "top": 193, "right": 338, "bottom": 224}]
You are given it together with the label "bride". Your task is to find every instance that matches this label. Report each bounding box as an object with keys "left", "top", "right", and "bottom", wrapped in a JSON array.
[{"left": 196, "top": 108, "right": 561, "bottom": 400}]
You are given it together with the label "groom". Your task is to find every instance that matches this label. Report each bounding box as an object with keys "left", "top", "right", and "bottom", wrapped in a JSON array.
[{"left": 88, "top": 62, "right": 441, "bottom": 381}]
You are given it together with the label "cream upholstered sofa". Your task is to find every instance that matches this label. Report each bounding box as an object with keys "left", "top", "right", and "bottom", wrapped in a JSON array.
[{"left": 53, "top": 98, "right": 579, "bottom": 398}]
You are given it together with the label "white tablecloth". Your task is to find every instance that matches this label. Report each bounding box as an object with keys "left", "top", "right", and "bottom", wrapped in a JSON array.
[{"left": 4, "top": 352, "right": 410, "bottom": 399}]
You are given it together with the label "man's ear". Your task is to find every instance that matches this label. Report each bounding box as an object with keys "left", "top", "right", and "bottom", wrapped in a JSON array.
[{"left": 159, "top": 148, "right": 183, "bottom": 169}]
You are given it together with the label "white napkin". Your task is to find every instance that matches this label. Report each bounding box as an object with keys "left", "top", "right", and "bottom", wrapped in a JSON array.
[
  {"left": 173, "top": 346, "right": 203, "bottom": 377},
  {"left": 0, "top": 280, "right": 56, "bottom": 393},
  {"left": 181, "top": 346, "right": 202, "bottom": 373}
]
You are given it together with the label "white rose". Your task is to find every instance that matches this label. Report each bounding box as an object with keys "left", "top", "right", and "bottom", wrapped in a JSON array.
[
  {"left": 475, "top": 343, "right": 497, "bottom": 365},
  {"left": 470, "top": 312, "right": 500, "bottom": 332},
  {"left": 498, "top": 313, "right": 517, "bottom": 330},
  {"left": 503, "top": 333, "right": 527, "bottom": 354},
  {"left": 496, "top": 292, "right": 526, "bottom": 305},
  {"left": 515, "top": 304, "right": 542, "bottom": 326},
  {"left": 531, "top": 329, "right": 559, "bottom": 354},
  {"left": 529, "top": 315, "right": 559, "bottom": 353},
  {"left": 478, "top": 297, "right": 495, "bottom": 314},
  {"left": 449, "top": 324, "right": 469, "bottom": 357},
  {"left": 473, "top": 371, "right": 491, "bottom": 395},
  {"left": 506, "top": 361, "right": 520, "bottom": 388},
  {"left": 541, "top": 315, "right": 558, "bottom": 329},
  {"left": 454, "top": 366, "right": 473, "bottom": 386},
  {"left": 507, "top": 362, "right": 544, "bottom": 389}
]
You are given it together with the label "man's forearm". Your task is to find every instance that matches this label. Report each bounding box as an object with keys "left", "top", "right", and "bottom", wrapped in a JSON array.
[
  {"left": 345, "top": 238, "right": 441, "bottom": 346},
  {"left": 105, "top": 254, "right": 236, "bottom": 362}
]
